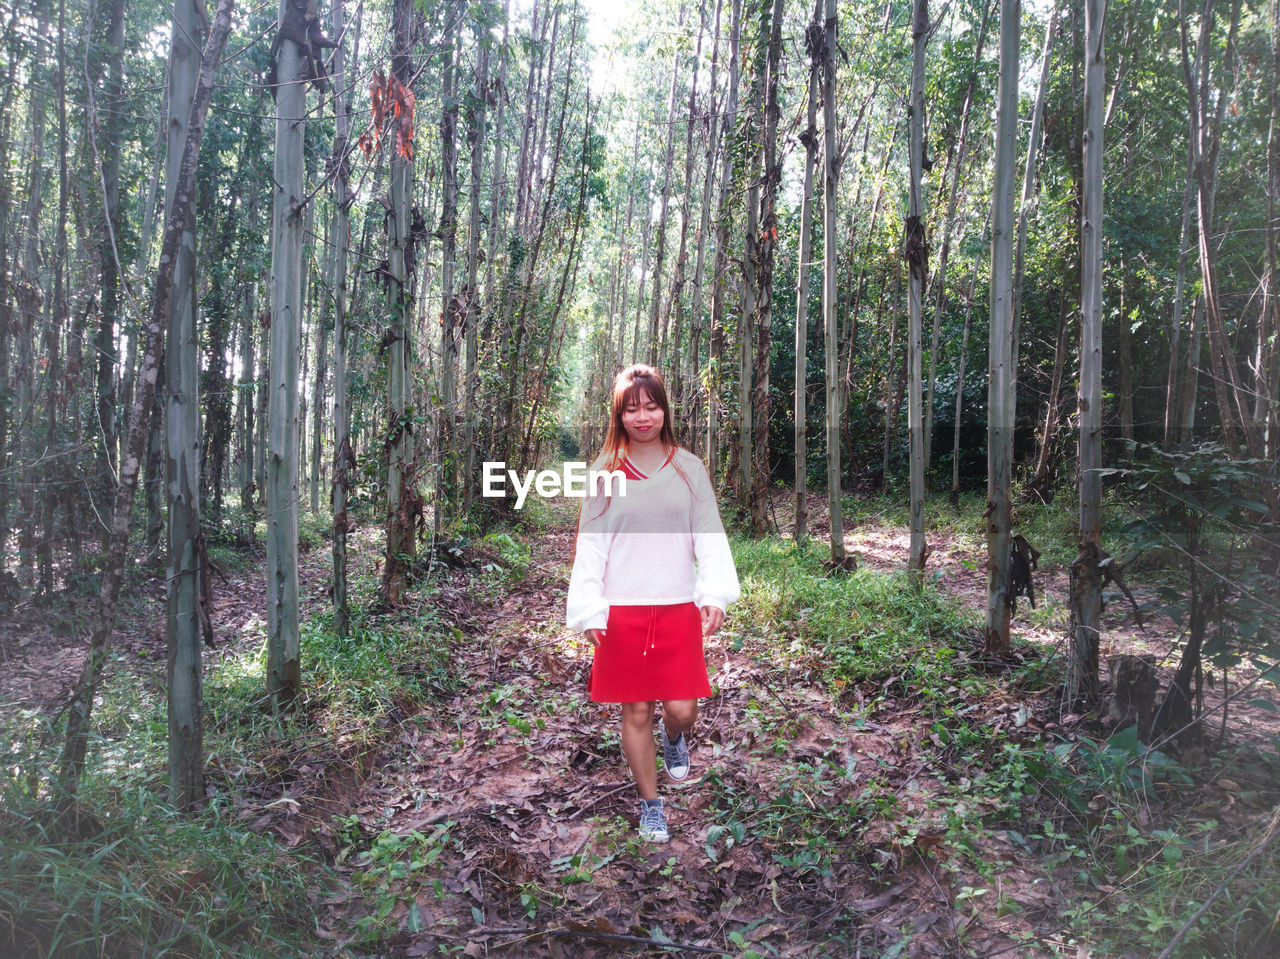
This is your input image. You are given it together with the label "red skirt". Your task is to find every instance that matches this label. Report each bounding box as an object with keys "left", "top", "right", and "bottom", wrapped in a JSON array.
[{"left": 588, "top": 602, "right": 711, "bottom": 703}]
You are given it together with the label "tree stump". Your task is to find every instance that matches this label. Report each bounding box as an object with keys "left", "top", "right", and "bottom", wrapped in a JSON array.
[{"left": 1107, "top": 654, "right": 1159, "bottom": 739}]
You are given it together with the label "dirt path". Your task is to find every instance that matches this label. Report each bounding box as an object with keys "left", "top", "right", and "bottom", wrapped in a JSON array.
[{"left": 307, "top": 503, "right": 1064, "bottom": 958}]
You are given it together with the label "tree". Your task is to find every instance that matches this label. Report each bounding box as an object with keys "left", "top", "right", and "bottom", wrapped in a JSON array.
[
  {"left": 1069, "top": 0, "right": 1106, "bottom": 705},
  {"left": 794, "top": 0, "right": 822, "bottom": 546},
  {"left": 750, "top": 0, "right": 784, "bottom": 537},
  {"left": 386, "top": 0, "right": 418, "bottom": 603},
  {"left": 985, "top": 0, "right": 1020, "bottom": 653},
  {"left": 266, "top": 0, "right": 307, "bottom": 707},
  {"left": 905, "top": 0, "right": 929, "bottom": 586},
  {"left": 821, "top": 0, "right": 846, "bottom": 569},
  {"left": 164, "top": 0, "right": 210, "bottom": 805},
  {"left": 331, "top": 0, "right": 355, "bottom": 638}
]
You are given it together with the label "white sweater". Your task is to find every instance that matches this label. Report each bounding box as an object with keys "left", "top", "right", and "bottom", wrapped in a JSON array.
[{"left": 565, "top": 447, "right": 741, "bottom": 633}]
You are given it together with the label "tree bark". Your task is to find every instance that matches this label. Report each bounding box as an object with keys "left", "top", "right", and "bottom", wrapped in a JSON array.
[
  {"left": 1069, "top": 0, "right": 1106, "bottom": 705},
  {"left": 708, "top": 0, "right": 743, "bottom": 483},
  {"left": 163, "top": 0, "right": 209, "bottom": 807},
  {"left": 985, "top": 0, "right": 1020, "bottom": 652},
  {"left": 330, "top": 0, "right": 354, "bottom": 638},
  {"left": 386, "top": 0, "right": 418, "bottom": 599},
  {"left": 822, "top": 0, "right": 845, "bottom": 566},
  {"left": 794, "top": 0, "right": 821, "bottom": 546},
  {"left": 749, "top": 0, "right": 784, "bottom": 537},
  {"left": 267, "top": 0, "right": 306, "bottom": 706},
  {"left": 905, "top": 0, "right": 930, "bottom": 586}
]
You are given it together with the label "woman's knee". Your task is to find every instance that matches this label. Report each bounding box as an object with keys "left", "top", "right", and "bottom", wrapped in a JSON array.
[
  {"left": 621, "top": 701, "right": 656, "bottom": 729},
  {"left": 662, "top": 699, "right": 697, "bottom": 731}
]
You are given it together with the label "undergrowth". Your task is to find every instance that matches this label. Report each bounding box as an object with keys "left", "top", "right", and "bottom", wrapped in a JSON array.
[{"left": 0, "top": 760, "right": 317, "bottom": 958}]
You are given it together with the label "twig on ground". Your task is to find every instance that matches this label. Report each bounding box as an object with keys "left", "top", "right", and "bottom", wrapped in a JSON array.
[
  {"left": 566, "top": 781, "right": 633, "bottom": 820},
  {"left": 482, "top": 925, "right": 732, "bottom": 955}
]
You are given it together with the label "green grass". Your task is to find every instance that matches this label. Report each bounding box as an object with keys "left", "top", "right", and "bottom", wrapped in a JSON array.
[
  {"left": 0, "top": 763, "right": 317, "bottom": 959},
  {"left": 731, "top": 534, "right": 980, "bottom": 709}
]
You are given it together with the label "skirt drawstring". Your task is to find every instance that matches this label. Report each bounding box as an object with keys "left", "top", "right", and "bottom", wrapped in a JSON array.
[{"left": 643, "top": 605, "right": 657, "bottom": 657}]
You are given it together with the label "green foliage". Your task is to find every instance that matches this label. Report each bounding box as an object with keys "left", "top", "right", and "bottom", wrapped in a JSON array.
[
  {"left": 0, "top": 771, "right": 315, "bottom": 958},
  {"left": 1105, "top": 442, "right": 1280, "bottom": 674},
  {"left": 732, "top": 533, "right": 978, "bottom": 709}
]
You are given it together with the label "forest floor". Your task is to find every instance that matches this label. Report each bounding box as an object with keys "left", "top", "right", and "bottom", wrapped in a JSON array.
[{"left": 3, "top": 490, "right": 1280, "bottom": 958}]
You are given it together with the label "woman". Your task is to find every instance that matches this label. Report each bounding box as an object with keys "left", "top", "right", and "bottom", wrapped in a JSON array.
[{"left": 566, "top": 364, "right": 740, "bottom": 842}]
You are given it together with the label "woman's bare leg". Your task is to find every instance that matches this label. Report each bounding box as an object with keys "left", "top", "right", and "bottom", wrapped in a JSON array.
[
  {"left": 620, "top": 701, "right": 658, "bottom": 800},
  {"left": 660, "top": 699, "right": 697, "bottom": 739}
]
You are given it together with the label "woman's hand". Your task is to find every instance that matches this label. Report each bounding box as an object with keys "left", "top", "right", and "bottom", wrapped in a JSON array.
[
  {"left": 584, "top": 628, "right": 604, "bottom": 647},
  {"left": 700, "top": 605, "right": 724, "bottom": 637}
]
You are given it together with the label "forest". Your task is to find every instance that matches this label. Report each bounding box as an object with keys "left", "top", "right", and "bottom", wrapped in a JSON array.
[{"left": 0, "top": 0, "right": 1278, "bottom": 955}]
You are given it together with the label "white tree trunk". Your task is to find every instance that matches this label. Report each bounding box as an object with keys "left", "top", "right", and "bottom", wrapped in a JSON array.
[
  {"left": 1070, "top": 0, "right": 1106, "bottom": 703},
  {"left": 822, "top": 0, "right": 846, "bottom": 566},
  {"left": 794, "top": 0, "right": 821, "bottom": 546},
  {"left": 267, "top": 1, "right": 306, "bottom": 707},
  {"left": 165, "top": 0, "right": 207, "bottom": 805},
  {"left": 985, "top": 0, "right": 1020, "bottom": 653},
  {"left": 906, "top": 0, "right": 929, "bottom": 586}
]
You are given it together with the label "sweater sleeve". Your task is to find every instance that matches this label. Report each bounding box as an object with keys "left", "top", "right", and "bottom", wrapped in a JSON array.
[
  {"left": 689, "top": 459, "right": 740, "bottom": 613},
  {"left": 565, "top": 481, "right": 613, "bottom": 633}
]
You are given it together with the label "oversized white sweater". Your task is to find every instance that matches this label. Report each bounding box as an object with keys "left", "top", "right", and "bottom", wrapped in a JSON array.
[{"left": 565, "top": 447, "right": 741, "bottom": 633}]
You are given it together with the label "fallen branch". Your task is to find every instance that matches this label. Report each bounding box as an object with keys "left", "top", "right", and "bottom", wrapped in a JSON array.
[
  {"left": 566, "top": 781, "right": 633, "bottom": 820},
  {"left": 483, "top": 925, "right": 731, "bottom": 955}
]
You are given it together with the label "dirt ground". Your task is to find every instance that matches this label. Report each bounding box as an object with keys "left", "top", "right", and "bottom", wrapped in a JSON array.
[{"left": 2, "top": 492, "right": 1278, "bottom": 958}]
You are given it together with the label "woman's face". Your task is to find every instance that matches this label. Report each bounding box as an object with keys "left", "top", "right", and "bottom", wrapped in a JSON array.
[{"left": 621, "top": 388, "right": 664, "bottom": 446}]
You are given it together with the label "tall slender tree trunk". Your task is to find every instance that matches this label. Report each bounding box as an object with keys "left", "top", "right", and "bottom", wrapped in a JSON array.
[
  {"left": 749, "top": 0, "right": 784, "bottom": 537},
  {"left": 386, "top": 0, "right": 418, "bottom": 599},
  {"left": 1069, "top": 0, "right": 1106, "bottom": 705},
  {"left": 985, "top": 0, "right": 1020, "bottom": 652},
  {"left": 1262, "top": 0, "right": 1280, "bottom": 459},
  {"left": 463, "top": 16, "right": 489, "bottom": 512},
  {"left": 1164, "top": 162, "right": 1197, "bottom": 449},
  {"left": 905, "top": 0, "right": 929, "bottom": 586},
  {"left": 669, "top": 2, "right": 705, "bottom": 412},
  {"left": 96, "top": 0, "right": 126, "bottom": 496},
  {"left": 163, "top": 0, "right": 208, "bottom": 805},
  {"left": 1011, "top": 6, "right": 1057, "bottom": 379},
  {"left": 1028, "top": 293, "right": 1071, "bottom": 500},
  {"left": 794, "top": 0, "right": 821, "bottom": 546},
  {"left": 822, "top": 0, "right": 846, "bottom": 567},
  {"left": 267, "top": 0, "right": 306, "bottom": 707},
  {"left": 688, "top": 0, "right": 725, "bottom": 449},
  {"left": 649, "top": 3, "right": 686, "bottom": 367},
  {"left": 708, "top": 0, "right": 743, "bottom": 481},
  {"left": 239, "top": 282, "right": 256, "bottom": 512}
]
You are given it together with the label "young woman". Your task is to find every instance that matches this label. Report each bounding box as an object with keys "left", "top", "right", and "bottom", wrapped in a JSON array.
[{"left": 566, "top": 364, "right": 740, "bottom": 842}]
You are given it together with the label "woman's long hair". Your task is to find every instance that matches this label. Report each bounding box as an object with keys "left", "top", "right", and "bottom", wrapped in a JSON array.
[
  {"left": 578, "top": 365, "right": 695, "bottom": 527},
  {"left": 597, "top": 364, "right": 679, "bottom": 472}
]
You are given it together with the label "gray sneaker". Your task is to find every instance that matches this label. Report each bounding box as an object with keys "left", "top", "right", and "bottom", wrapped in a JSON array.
[
  {"left": 638, "top": 799, "right": 669, "bottom": 842},
  {"left": 660, "top": 721, "right": 690, "bottom": 781}
]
